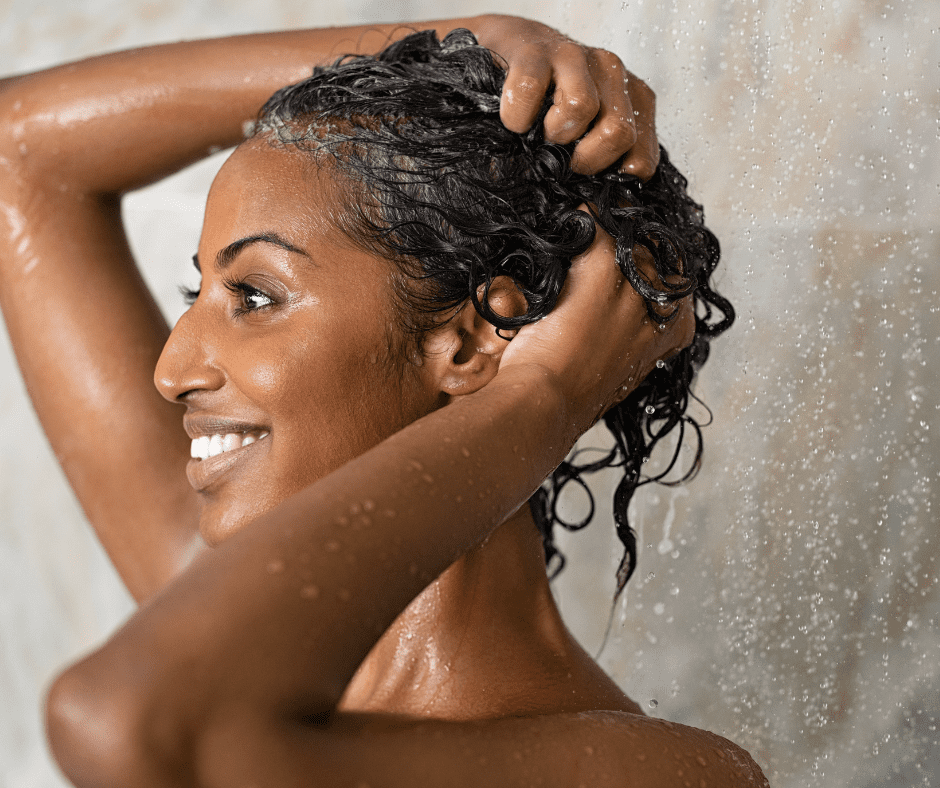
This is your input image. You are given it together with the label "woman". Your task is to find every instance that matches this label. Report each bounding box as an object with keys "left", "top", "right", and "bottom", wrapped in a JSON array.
[{"left": 0, "top": 14, "right": 767, "bottom": 788}]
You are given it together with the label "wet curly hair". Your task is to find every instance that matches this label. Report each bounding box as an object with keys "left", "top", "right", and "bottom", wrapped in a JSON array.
[{"left": 253, "top": 28, "right": 733, "bottom": 599}]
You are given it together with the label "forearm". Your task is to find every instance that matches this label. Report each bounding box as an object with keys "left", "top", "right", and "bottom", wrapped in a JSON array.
[
  {"left": 133, "top": 364, "right": 573, "bottom": 704},
  {"left": 46, "top": 365, "right": 575, "bottom": 785},
  {"left": 0, "top": 18, "right": 486, "bottom": 195}
]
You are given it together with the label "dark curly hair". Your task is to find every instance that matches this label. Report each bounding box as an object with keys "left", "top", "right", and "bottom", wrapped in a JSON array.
[{"left": 253, "top": 28, "right": 733, "bottom": 600}]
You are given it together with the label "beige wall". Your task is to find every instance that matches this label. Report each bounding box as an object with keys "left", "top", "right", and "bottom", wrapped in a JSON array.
[{"left": 1, "top": 1, "right": 937, "bottom": 786}]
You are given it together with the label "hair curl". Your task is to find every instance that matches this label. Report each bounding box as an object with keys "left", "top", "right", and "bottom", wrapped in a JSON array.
[{"left": 253, "top": 28, "right": 734, "bottom": 600}]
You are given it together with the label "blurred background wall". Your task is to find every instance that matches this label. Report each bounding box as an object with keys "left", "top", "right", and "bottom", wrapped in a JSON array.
[{"left": 1, "top": 1, "right": 936, "bottom": 786}]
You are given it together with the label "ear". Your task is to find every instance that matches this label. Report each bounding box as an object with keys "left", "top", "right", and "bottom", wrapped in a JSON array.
[{"left": 419, "top": 277, "right": 528, "bottom": 400}]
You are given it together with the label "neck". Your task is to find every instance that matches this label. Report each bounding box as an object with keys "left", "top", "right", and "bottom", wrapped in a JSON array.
[{"left": 338, "top": 505, "right": 579, "bottom": 719}]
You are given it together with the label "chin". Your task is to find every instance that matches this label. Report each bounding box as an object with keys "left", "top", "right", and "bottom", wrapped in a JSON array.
[{"left": 197, "top": 500, "right": 264, "bottom": 547}]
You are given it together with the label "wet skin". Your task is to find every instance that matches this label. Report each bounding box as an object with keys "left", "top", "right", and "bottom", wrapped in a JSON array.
[
  {"left": 156, "top": 141, "right": 441, "bottom": 545},
  {"left": 0, "top": 18, "right": 769, "bottom": 786},
  {"left": 154, "top": 140, "right": 649, "bottom": 720}
]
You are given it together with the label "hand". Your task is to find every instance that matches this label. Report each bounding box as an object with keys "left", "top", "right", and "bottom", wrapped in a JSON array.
[
  {"left": 473, "top": 15, "right": 658, "bottom": 177},
  {"left": 498, "top": 215, "right": 694, "bottom": 434}
]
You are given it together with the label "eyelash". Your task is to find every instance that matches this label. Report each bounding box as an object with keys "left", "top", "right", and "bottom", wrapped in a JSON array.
[{"left": 179, "top": 277, "right": 276, "bottom": 316}]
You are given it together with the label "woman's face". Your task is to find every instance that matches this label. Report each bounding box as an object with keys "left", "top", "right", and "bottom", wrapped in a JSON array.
[{"left": 155, "top": 141, "right": 441, "bottom": 545}]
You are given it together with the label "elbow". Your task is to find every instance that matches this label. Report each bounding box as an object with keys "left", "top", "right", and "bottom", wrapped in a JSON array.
[{"left": 45, "top": 651, "right": 194, "bottom": 788}]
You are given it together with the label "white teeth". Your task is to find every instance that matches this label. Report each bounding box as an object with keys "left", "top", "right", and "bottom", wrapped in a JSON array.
[
  {"left": 208, "top": 434, "right": 224, "bottom": 458},
  {"left": 192, "top": 435, "right": 210, "bottom": 460},
  {"left": 190, "top": 431, "right": 268, "bottom": 460}
]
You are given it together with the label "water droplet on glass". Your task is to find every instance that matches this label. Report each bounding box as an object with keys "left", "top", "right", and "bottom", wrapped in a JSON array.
[
  {"left": 645, "top": 405, "right": 656, "bottom": 415},
  {"left": 656, "top": 359, "right": 666, "bottom": 368},
  {"left": 649, "top": 698, "right": 659, "bottom": 708}
]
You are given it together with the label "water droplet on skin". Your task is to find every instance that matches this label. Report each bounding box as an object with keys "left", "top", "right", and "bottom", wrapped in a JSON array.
[
  {"left": 696, "top": 755, "right": 708, "bottom": 767},
  {"left": 584, "top": 745, "right": 594, "bottom": 756},
  {"left": 422, "top": 473, "right": 435, "bottom": 484},
  {"left": 383, "top": 509, "right": 396, "bottom": 518},
  {"left": 349, "top": 503, "right": 361, "bottom": 515},
  {"left": 300, "top": 584, "right": 320, "bottom": 599},
  {"left": 363, "top": 499, "right": 375, "bottom": 512},
  {"left": 636, "top": 753, "right": 648, "bottom": 762},
  {"left": 338, "top": 589, "right": 350, "bottom": 601},
  {"left": 649, "top": 699, "right": 659, "bottom": 708},
  {"left": 266, "top": 559, "right": 285, "bottom": 574},
  {"left": 325, "top": 540, "right": 340, "bottom": 552},
  {"left": 461, "top": 446, "right": 471, "bottom": 457}
]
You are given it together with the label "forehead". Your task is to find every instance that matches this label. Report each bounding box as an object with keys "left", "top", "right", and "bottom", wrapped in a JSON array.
[
  {"left": 199, "top": 140, "right": 403, "bottom": 331},
  {"left": 203, "top": 140, "right": 339, "bottom": 244}
]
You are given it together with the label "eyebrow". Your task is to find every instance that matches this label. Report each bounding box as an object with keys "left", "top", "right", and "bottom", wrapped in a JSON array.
[{"left": 191, "top": 232, "right": 312, "bottom": 272}]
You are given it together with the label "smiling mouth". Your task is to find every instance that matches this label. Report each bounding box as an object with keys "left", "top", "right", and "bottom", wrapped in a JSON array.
[
  {"left": 190, "top": 430, "right": 270, "bottom": 460},
  {"left": 186, "top": 430, "right": 270, "bottom": 493}
]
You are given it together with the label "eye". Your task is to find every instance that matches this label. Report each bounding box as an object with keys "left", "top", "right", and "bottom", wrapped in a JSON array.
[
  {"left": 241, "top": 287, "right": 273, "bottom": 311},
  {"left": 222, "top": 276, "right": 277, "bottom": 316}
]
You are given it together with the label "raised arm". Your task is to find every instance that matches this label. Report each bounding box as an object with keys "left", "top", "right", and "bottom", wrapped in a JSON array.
[
  {"left": 0, "top": 16, "right": 657, "bottom": 603},
  {"left": 37, "top": 224, "right": 768, "bottom": 788}
]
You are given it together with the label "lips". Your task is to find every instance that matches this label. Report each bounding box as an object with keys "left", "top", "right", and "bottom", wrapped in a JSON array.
[{"left": 185, "top": 426, "right": 270, "bottom": 493}]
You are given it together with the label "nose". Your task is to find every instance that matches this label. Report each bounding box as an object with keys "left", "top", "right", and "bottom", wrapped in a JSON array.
[{"left": 154, "top": 307, "right": 226, "bottom": 402}]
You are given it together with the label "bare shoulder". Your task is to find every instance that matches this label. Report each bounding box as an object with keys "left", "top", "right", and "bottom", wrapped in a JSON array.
[
  {"left": 204, "top": 707, "right": 769, "bottom": 788},
  {"left": 463, "top": 710, "right": 772, "bottom": 788}
]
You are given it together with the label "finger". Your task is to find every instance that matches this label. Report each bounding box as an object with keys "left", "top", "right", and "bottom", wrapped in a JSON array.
[
  {"left": 562, "top": 210, "right": 631, "bottom": 305},
  {"left": 618, "top": 74, "right": 659, "bottom": 180},
  {"left": 541, "top": 44, "right": 601, "bottom": 145},
  {"left": 609, "top": 297, "right": 695, "bottom": 411},
  {"left": 665, "top": 296, "right": 696, "bottom": 356},
  {"left": 499, "top": 48, "right": 554, "bottom": 134},
  {"left": 568, "top": 51, "right": 638, "bottom": 175}
]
